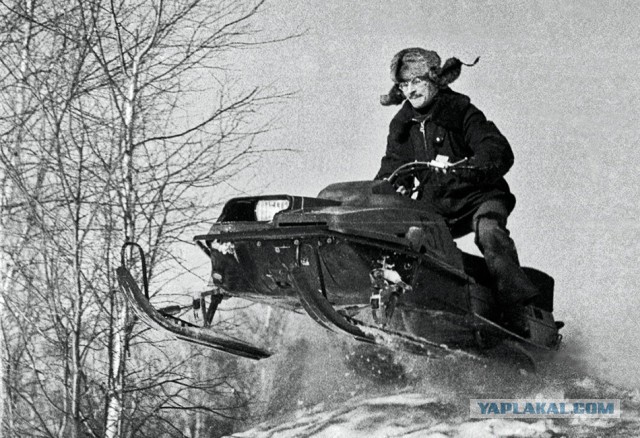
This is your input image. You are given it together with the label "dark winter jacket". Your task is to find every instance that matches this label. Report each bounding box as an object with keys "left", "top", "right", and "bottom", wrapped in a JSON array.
[{"left": 375, "top": 88, "right": 516, "bottom": 227}]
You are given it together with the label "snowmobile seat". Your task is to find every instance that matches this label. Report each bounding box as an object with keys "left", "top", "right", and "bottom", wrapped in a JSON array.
[{"left": 318, "top": 180, "right": 437, "bottom": 212}]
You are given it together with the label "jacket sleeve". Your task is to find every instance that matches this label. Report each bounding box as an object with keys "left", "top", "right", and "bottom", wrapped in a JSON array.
[
  {"left": 374, "top": 119, "right": 414, "bottom": 181},
  {"left": 462, "top": 104, "right": 514, "bottom": 179}
]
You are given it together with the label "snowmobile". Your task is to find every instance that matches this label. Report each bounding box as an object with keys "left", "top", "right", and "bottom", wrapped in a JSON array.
[{"left": 117, "top": 160, "right": 563, "bottom": 365}]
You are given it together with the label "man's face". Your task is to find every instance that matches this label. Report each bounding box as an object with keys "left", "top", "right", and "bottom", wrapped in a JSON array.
[{"left": 398, "top": 76, "right": 439, "bottom": 109}]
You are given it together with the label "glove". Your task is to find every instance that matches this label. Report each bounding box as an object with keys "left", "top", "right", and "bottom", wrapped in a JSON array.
[
  {"left": 384, "top": 174, "right": 414, "bottom": 195},
  {"left": 451, "top": 160, "right": 501, "bottom": 185}
]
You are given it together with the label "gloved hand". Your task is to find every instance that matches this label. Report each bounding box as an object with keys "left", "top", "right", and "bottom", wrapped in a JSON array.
[
  {"left": 450, "top": 160, "right": 501, "bottom": 185},
  {"left": 383, "top": 175, "right": 414, "bottom": 196}
]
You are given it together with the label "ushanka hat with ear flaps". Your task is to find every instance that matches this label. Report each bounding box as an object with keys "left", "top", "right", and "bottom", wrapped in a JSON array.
[{"left": 380, "top": 48, "right": 479, "bottom": 106}]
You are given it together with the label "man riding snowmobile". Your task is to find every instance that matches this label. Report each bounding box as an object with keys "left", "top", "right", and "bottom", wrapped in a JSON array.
[
  {"left": 376, "top": 47, "right": 540, "bottom": 337},
  {"left": 116, "top": 48, "right": 563, "bottom": 362}
]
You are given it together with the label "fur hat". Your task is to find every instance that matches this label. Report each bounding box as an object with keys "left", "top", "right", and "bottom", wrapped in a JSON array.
[{"left": 380, "top": 48, "right": 479, "bottom": 106}]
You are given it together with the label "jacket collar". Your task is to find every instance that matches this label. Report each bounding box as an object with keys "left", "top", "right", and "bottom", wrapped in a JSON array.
[{"left": 392, "top": 87, "right": 471, "bottom": 132}]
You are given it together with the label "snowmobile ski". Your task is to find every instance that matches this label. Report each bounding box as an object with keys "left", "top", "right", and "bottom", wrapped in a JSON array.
[
  {"left": 116, "top": 243, "right": 271, "bottom": 360},
  {"left": 289, "top": 257, "right": 484, "bottom": 362}
]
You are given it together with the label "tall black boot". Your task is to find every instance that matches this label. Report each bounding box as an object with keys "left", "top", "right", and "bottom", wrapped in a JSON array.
[{"left": 476, "top": 216, "right": 540, "bottom": 337}]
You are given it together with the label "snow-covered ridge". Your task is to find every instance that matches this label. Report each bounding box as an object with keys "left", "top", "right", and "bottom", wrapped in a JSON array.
[
  {"left": 225, "top": 334, "right": 640, "bottom": 438},
  {"left": 229, "top": 388, "right": 639, "bottom": 437}
]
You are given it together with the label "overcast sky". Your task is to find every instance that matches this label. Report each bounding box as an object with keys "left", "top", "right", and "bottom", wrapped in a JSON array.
[{"left": 195, "top": 0, "right": 640, "bottom": 387}]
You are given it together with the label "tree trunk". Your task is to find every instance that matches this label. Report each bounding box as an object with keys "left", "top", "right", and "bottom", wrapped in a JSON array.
[
  {"left": 104, "top": 52, "right": 138, "bottom": 438},
  {"left": 1, "top": 1, "right": 35, "bottom": 434},
  {"left": 104, "top": 301, "right": 128, "bottom": 438}
]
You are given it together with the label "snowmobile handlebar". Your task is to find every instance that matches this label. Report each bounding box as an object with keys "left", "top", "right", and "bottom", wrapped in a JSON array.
[
  {"left": 386, "top": 158, "right": 482, "bottom": 186},
  {"left": 386, "top": 158, "right": 473, "bottom": 185}
]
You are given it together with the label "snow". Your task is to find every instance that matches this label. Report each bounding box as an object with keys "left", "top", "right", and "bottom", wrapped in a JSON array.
[
  {"left": 228, "top": 392, "right": 563, "bottom": 437},
  {"left": 224, "top": 337, "right": 640, "bottom": 438},
  {"left": 457, "top": 419, "right": 556, "bottom": 438}
]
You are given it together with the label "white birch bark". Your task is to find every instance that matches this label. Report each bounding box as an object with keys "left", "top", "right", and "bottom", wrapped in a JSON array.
[{"left": 1, "top": 1, "right": 35, "bottom": 434}]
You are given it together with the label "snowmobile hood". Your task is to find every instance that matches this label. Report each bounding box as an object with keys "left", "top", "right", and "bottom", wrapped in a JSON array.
[
  {"left": 213, "top": 180, "right": 433, "bottom": 222},
  {"left": 195, "top": 180, "right": 449, "bottom": 260}
]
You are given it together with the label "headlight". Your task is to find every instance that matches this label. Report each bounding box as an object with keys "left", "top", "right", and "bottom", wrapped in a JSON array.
[{"left": 255, "top": 199, "right": 290, "bottom": 222}]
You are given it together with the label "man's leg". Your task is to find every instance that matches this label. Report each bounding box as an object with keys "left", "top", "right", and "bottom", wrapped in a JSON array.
[{"left": 473, "top": 200, "right": 540, "bottom": 334}]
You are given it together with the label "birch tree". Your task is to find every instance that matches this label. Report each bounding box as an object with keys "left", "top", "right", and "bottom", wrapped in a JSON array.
[{"left": 0, "top": 0, "right": 297, "bottom": 436}]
